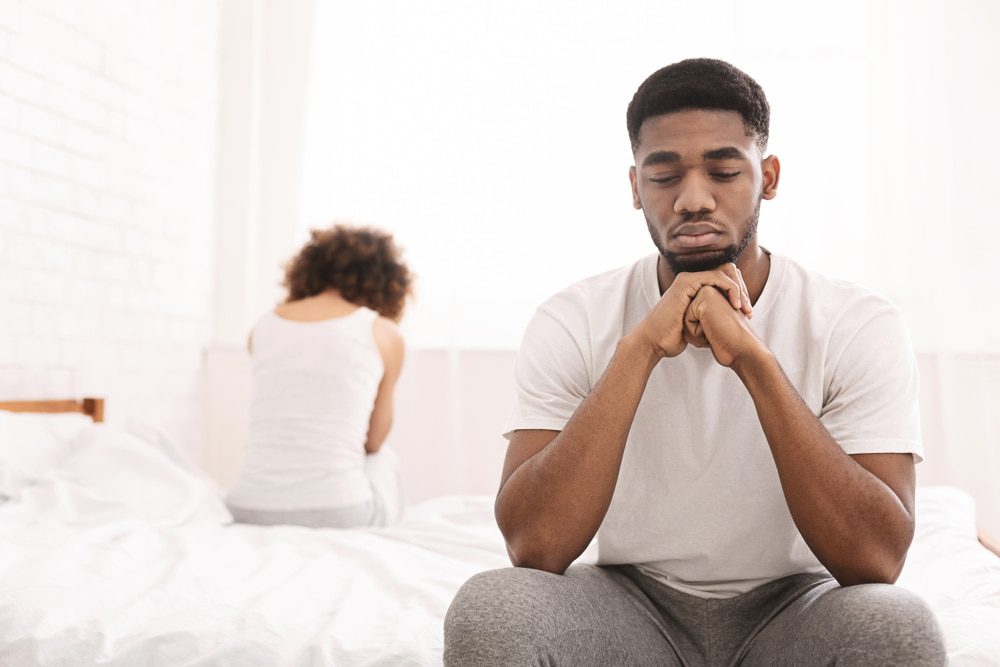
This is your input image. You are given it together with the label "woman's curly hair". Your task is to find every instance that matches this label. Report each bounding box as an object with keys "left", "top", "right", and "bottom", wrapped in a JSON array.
[{"left": 282, "top": 224, "right": 414, "bottom": 321}]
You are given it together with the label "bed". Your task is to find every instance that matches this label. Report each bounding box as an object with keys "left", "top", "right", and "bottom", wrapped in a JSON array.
[{"left": 0, "top": 400, "right": 998, "bottom": 665}]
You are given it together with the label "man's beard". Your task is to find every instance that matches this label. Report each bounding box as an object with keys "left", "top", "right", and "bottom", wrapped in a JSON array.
[{"left": 645, "top": 200, "right": 760, "bottom": 275}]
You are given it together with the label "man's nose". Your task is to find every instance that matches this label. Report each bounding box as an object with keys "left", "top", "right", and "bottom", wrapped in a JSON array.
[{"left": 674, "top": 175, "right": 716, "bottom": 214}]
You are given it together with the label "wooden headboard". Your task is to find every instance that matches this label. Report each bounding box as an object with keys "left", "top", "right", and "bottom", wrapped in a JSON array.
[{"left": 0, "top": 398, "right": 104, "bottom": 422}]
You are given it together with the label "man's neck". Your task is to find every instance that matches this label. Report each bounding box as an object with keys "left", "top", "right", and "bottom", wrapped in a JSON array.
[{"left": 737, "top": 245, "right": 771, "bottom": 305}]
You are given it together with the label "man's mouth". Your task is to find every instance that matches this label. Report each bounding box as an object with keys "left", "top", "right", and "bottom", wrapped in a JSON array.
[{"left": 672, "top": 223, "right": 724, "bottom": 249}]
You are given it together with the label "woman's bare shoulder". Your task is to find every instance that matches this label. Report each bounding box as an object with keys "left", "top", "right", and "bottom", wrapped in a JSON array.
[{"left": 372, "top": 315, "right": 405, "bottom": 348}]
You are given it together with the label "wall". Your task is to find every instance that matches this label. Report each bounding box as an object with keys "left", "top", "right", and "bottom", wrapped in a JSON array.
[
  {"left": 917, "top": 353, "right": 1000, "bottom": 540},
  {"left": 0, "top": 0, "right": 221, "bottom": 454}
]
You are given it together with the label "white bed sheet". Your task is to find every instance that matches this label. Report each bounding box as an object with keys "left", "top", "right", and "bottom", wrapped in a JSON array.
[
  {"left": 0, "top": 422, "right": 998, "bottom": 666},
  {"left": 897, "top": 485, "right": 1000, "bottom": 665}
]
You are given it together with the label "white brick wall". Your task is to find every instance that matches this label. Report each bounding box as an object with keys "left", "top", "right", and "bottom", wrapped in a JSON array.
[{"left": 0, "top": 0, "right": 220, "bottom": 458}]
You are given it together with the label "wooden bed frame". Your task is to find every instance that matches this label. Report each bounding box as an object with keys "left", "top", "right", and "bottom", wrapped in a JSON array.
[{"left": 0, "top": 398, "right": 104, "bottom": 422}]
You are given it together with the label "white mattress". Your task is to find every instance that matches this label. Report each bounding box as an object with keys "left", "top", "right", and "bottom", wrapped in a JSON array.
[{"left": 0, "top": 420, "right": 997, "bottom": 665}]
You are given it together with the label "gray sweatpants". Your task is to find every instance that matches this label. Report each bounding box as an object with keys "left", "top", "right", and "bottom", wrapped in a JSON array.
[
  {"left": 225, "top": 448, "right": 404, "bottom": 528},
  {"left": 443, "top": 564, "right": 946, "bottom": 666}
]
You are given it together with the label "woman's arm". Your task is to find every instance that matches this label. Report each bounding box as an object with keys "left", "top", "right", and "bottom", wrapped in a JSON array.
[{"left": 365, "top": 316, "right": 405, "bottom": 453}]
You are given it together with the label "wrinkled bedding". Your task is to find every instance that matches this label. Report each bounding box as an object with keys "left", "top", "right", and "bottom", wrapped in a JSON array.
[{"left": 0, "top": 421, "right": 997, "bottom": 665}]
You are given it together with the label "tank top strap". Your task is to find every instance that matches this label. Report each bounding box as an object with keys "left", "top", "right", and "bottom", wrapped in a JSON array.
[{"left": 257, "top": 305, "right": 379, "bottom": 329}]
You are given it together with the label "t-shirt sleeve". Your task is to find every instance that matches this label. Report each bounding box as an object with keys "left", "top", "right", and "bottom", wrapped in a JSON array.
[
  {"left": 502, "top": 301, "right": 593, "bottom": 439},
  {"left": 820, "top": 303, "right": 924, "bottom": 462}
]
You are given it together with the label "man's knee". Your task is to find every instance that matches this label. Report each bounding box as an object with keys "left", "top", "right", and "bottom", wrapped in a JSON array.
[
  {"left": 445, "top": 567, "right": 561, "bottom": 636},
  {"left": 819, "top": 584, "right": 946, "bottom": 665},
  {"left": 444, "top": 565, "right": 667, "bottom": 666},
  {"left": 443, "top": 567, "right": 562, "bottom": 666}
]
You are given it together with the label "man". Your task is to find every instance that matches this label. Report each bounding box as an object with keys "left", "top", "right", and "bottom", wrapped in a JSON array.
[{"left": 444, "top": 58, "right": 946, "bottom": 665}]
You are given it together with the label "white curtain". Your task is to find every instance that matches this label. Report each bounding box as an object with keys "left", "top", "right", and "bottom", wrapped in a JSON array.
[{"left": 292, "top": 0, "right": 1000, "bottom": 530}]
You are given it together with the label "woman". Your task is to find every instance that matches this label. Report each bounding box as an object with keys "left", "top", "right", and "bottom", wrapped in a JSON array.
[{"left": 225, "top": 224, "right": 413, "bottom": 528}]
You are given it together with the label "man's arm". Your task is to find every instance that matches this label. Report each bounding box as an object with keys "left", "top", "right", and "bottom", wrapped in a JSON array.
[
  {"left": 496, "top": 266, "right": 751, "bottom": 574},
  {"left": 497, "top": 334, "right": 661, "bottom": 573},
  {"left": 685, "top": 286, "right": 916, "bottom": 585}
]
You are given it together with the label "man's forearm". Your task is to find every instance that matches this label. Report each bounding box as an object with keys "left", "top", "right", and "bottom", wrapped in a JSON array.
[
  {"left": 732, "top": 346, "right": 915, "bottom": 585},
  {"left": 496, "top": 333, "right": 661, "bottom": 574},
  {"left": 498, "top": 266, "right": 754, "bottom": 573}
]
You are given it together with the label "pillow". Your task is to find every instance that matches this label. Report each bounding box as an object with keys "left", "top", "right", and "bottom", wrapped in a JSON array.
[
  {"left": 13, "top": 423, "right": 233, "bottom": 526},
  {"left": 124, "top": 419, "right": 214, "bottom": 481},
  {"left": 0, "top": 410, "right": 94, "bottom": 498}
]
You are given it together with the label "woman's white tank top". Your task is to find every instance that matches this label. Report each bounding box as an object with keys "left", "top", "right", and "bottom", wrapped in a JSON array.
[{"left": 225, "top": 307, "right": 384, "bottom": 511}]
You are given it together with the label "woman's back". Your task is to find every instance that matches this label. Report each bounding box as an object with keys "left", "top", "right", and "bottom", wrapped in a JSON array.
[
  {"left": 226, "top": 224, "right": 412, "bottom": 527},
  {"left": 226, "top": 304, "right": 384, "bottom": 511}
]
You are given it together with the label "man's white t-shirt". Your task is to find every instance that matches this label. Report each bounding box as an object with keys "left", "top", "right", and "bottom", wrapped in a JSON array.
[{"left": 504, "top": 251, "right": 922, "bottom": 598}]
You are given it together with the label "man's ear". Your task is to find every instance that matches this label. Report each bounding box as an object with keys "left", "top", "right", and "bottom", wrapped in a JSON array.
[
  {"left": 761, "top": 155, "right": 780, "bottom": 200},
  {"left": 629, "top": 165, "right": 642, "bottom": 209}
]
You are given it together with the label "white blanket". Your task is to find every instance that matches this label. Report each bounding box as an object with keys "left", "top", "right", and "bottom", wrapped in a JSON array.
[{"left": 0, "top": 423, "right": 997, "bottom": 665}]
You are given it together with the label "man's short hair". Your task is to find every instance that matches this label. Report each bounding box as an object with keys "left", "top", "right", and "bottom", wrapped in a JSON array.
[{"left": 626, "top": 58, "right": 770, "bottom": 153}]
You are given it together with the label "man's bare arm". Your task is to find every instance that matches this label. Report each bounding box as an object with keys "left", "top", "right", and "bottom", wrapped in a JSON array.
[
  {"left": 736, "top": 349, "right": 915, "bottom": 585},
  {"left": 496, "top": 266, "right": 751, "bottom": 574},
  {"left": 496, "top": 334, "right": 660, "bottom": 574},
  {"left": 686, "top": 287, "right": 915, "bottom": 585}
]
